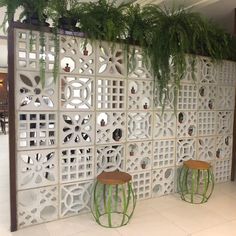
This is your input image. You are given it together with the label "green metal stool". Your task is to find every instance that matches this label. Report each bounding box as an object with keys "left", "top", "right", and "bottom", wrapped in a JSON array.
[
  {"left": 91, "top": 171, "right": 136, "bottom": 228},
  {"left": 178, "top": 160, "right": 214, "bottom": 204}
]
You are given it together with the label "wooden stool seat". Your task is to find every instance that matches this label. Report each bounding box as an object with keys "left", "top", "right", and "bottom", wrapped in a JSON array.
[
  {"left": 97, "top": 171, "right": 132, "bottom": 185},
  {"left": 183, "top": 160, "right": 210, "bottom": 170}
]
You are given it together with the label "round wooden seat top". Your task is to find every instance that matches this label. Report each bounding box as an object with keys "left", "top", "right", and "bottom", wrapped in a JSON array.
[
  {"left": 97, "top": 171, "right": 132, "bottom": 185},
  {"left": 183, "top": 160, "right": 211, "bottom": 170}
]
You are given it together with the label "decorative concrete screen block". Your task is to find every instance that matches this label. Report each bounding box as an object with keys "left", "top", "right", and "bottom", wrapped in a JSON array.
[
  {"left": 128, "top": 47, "right": 152, "bottom": 80},
  {"left": 181, "top": 55, "right": 200, "bottom": 83},
  {"left": 60, "top": 181, "right": 93, "bottom": 218},
  {"left": 131, "top": 171, "right": 151, "bottom": 200},
  {"left": 177, "top": 111, "right": 197, "bottom": 138},
  {"left": 197, "top": 136, "right": 215, "bottom": 161},
  {"left": 217, "top": 111, "right": 233, "bottom": 135},
  {"left": 178, "top": 84, "right": 198, "bottom": 110},
  {"left": 15, "top": 71, "right": 57, "bottom": 110},
  {"left": 199, "top": 57, "right": 217, "bottom": 84},
  {"left": 216, "top": 135, "right": 233, "bottom": 160},
  {"left": 154, "top": 85, "right": 175, "bottom": 110},
  {"left": 176, "top": 138, "right": 196, "bottom": 165},
  {"left": 128, "top": 112, "right": 152, "bottom": 140},
  {"left": 152, "top": 167, "right": 175, "bottom": 197},
  {"left": 16, "top": 30, "right": 55, "bottom": 72},
  {"left": 97, "top": 77, "right": 126, "bottom": 110},
  {"left": 217, "top": 86, "right": 235, "bottom": 110},
  {"left": 215, "top": 159, "right": 231, "bottom": 183},
  {"left": 60, "top": 112, "right": 94, "bottom": 147},
  {"left": 96, "top": 145, "right": 124, "bottom": 175},
  {"left": 128, "top": 80, "right": 153, "bottom": 110},
  {"left": 126, "top": 141, "right": 152, "bottom": 172},
  {"left": 17, "top": 112, "right": 57, "bottom": 150},
  {"left": 96, "top": 42, "right": 126, "bottom": 77},
  {"left": 96, "top": 112, "right": 126, "bottom": 144},
  {"left": 217, "top": 60, "right": 236, "bottom": 86},
  {"left": 198, "top": 85, "right": 217, "bottom": 110},
  {"left": 18, "top": 150, "right": 58, "bottom": 190},
  {"left": 18, "top": 186, "right": 58, "bottom": 228},
  {"left": 60, "top": 75, "right": 95, "bottom": 110},
  {"left": 153, "top": 112, "right": 176, "bottom": 139},
  {"left": 198, "top": 111, "right": 216, "bottom": 136},
  {"left": 60, "top": 36, "right": 95, "bottom": 75},
  {"left": 153, "top": 139, "right": 175, "bottom": 169},
  {"left": 60, "top": 147, "right": 94, "bottom": 183}
]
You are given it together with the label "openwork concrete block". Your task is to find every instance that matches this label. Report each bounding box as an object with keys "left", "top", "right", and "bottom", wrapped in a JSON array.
[
  {"left": 15, "top": 71, "right": 58, "bottom": 110},
  {"left": 127, "top": 112, "right": 152, "bottom": 140},
  {"left": 198, "top": 85, "right": 217, "bottom": 110},
  {"left": 17, "top": 112, "right": 57, "bottom": 150},
  {"left": 96, "top": 112, "right": 126, "bottom": 144},
  {"left": 96, "top": 42, "right": 126, "bottom": 77},
  {"left": 178, "top": 84, "right": 198, "bottom": 110},
  {"left": 16, "top": 30, "right": 55, "bottom": 72},
  {"left": 217, "top": 111, "right": 233, "bottom": 135},
  {"left": 199, "top": 57, "right": 217, "bottom": 84},
  {"left": 128, "top": 79, "right": 153, "bottom": 110},
  {"left": 60, "top": 75, "right": 95, "bottom": 110},
  {"left": 96, "top": 77, "right": 126, "bottom": 110},
  {"left": 217, "top": 86, "right": 235, "bottom": 110},
  {"left": 18, "top": 186, "right": 58, "bottom": 228},
  {"left": 18, "top": 149, "right": 58, "bottom": 190},
  {"left": 217, "top": 60, "right": 236, "bottom": 86},
  {"left": 60, "top": 181, "right": 93, "bottom": 218},
  {"left": 153, "top": 112, "right": 176, "bottom": 139},
  {"left": 177, "top": 111, "right": 197, "bottom": 138},
  {"left": 176, "top": 138, "right": 196, "bottom": 165},
  {"left": 216, "top": 135, "right": 233, "bottom": 160},
  {"left": 96, "top": 145, "right": 124, "bottom": 175},
  {"left": 197, "top": 136, "right": 216, "bottom": 161},
  {"left": 60, "top": 112, "right": 95, "bottom": 147},
  {"left": 131, "top": 171, "right": 151, "bottom": 200},
  {"left": 215, "top": 158, "right": 231, "bottom": 183},
  {"left": 60, "top": 36, "right": 95, "bottom": 76},
  {"left": 60, "top": 146, "right": 94, "bottom": 183},
  {"left": 198, "top": 111, "right": 216, "bottom": 136},
  {"left": 153, "top": 139, "right": 175, "bottom": 169},
  {"left": 126, "top": 141, "right": 152, "bottom": 172},
  {"left": 152, "top": 167, "right": 175, "bottom": 197}
]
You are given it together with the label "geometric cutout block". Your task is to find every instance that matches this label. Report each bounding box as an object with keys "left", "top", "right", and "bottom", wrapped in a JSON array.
[
  {"left": 215, "top": 159, "right": 231, "bottom": 183},
  {"left": 216, "top": 135, "right": 233, "bottom": 160},
  {"left": 198, "top": 111, "right": 216, "bottom": 136},
  {"left": 60, "top": 147, "right": 94, "bottom": 183},
  {"left": 18, "top": 186, "right": 58, "bottom": 228},
  {"left": 18, "top": 112, "right": 57, "bottom": 150},
  {"left": 199, "top": 57, "right": 217, "bottom": 84},
  {"left": 217, "top": 111, "right": 233, "bottom": 135},
  {"left": 178, "top": 84, "right": 197, "bottom": 110}
]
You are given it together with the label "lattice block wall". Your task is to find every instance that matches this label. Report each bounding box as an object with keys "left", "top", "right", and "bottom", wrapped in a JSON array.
[{"left": 13, "top": 28, "right": 236, "bottom": 229}]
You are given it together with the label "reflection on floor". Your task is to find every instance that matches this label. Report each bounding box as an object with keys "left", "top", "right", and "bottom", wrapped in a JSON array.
[{"left": 1, "top": 134, "right": 236, "bottom": 236}]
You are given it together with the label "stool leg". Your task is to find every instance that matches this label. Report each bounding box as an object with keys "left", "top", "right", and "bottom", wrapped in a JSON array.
[
  {"left": 93, "top": 181, "right": 102, "bottom": 223},
  {"left": 196, "top": 169, "right": 200, "bottom": 194},
  {"left": 191, "top": 170, "right": 196, "bottom": 203},
  {"left": 107, "top": 185, "right": 113, "bottom": 227},
  {"left": 114, "top": 185, "right": 119, "bottom": 212}
]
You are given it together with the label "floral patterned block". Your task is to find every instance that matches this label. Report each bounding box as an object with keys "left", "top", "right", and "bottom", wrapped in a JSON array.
[
  {"left": 96, "top": 42, "right": 126, "bottom": 77},
  {"left": 18, "top": 150, "right": 58, "bottom": 190},
  {"left": 217, "top": 86, "right": 235, "bottom": 110},
  {"left": 153, "top": 112, "right": 176, "bottom": 139},
  {"left": 18, "top": 186, "right": 58, "bottom": 228},
  {"left": 15, "top": 72, "right": 58, "bottom": 110},
  {"left": 60, "top": 181, "right": 93, "bottom": 218},
  {"left": 197, "top": 137, "right": 215, "bottom": 161},
  {"left": 60, "top": 75, "right": 95, "bottom": 110},
  {"left": 60, "top": 112, "right": 95, "bottom": 147}
]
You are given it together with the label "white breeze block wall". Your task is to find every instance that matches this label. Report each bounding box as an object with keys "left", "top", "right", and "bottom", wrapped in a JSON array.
[{"left": 14, "top": 28, "right": 236, "bottom": 228}]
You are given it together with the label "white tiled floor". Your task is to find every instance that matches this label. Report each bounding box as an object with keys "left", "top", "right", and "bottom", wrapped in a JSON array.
[{"left": 1, "top": 134, "right": 236, "bottom": 236}]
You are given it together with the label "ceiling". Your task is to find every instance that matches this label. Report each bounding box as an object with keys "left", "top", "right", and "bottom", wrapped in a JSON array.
[{"left": 0, "top": 0, "right": 235, "bottom": 67}]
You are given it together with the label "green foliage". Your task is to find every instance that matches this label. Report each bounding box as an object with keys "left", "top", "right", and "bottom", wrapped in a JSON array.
[{"left": 78, "top": 0, "right": 127, "bottom": 42}]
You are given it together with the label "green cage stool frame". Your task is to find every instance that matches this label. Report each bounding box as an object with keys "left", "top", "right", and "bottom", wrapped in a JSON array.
[
  {"left": 91, "top": 171, "right": 136, "bottom": 228},
  {"left": 178, "top": 160, "right": 214, "bottom": 204}
]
